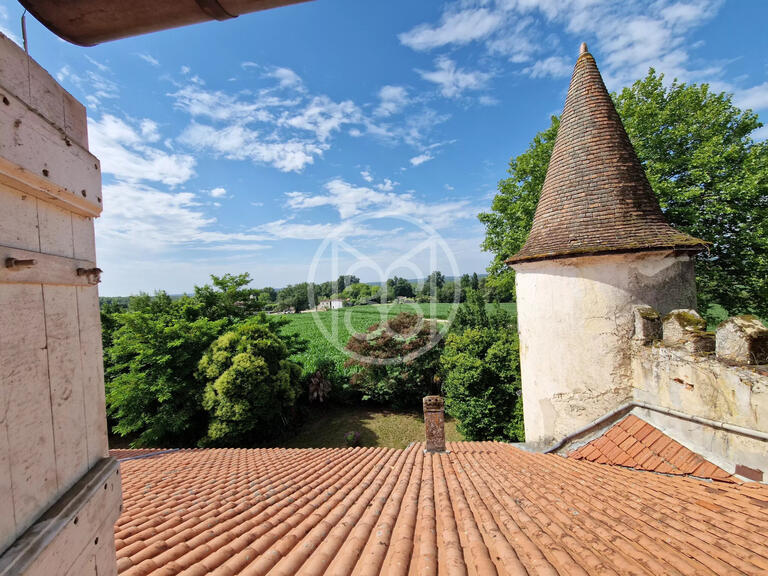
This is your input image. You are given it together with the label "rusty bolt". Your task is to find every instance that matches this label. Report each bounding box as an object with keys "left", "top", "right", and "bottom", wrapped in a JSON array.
[{"left": 5, "top": 257, "right": 36, "bottom": 269}]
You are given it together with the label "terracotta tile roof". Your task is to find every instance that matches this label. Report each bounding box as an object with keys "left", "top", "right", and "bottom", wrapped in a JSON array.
[
  {"left": 110, "top": 449, "right": 174, "bottom": 461},
  {"left": 115, "top": 442, "right": 768, "bottom": 575},
  {"left": 507, "top": 45, "right": 704, "bottom": 264},
  {"left": 568, "top": 414, "right": 735, "bottom": 481}
]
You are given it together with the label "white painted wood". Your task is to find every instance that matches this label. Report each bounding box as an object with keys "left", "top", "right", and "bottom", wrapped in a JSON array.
[
  {"left": 0, "top": 284, "right": 58, "bottom": 539},
  {"left": 77, "top": 287, "right": 108, "bottom": 465},
  {"left": 38, "top": 200, "right": 74, "bottom": 258},
  {"left": 0, "top": 33, "right": 30, "bottom": 103},
  {"left": 0, "top": 245, "right": 98, "bottom": 287},
  {"left": 71, "top": 215, "right": 96, "bottom": 262},
  {"left": 28, "top": 60, "right": 65, "bottom": 134},
  {"left": 62, "top": 92, "right": 88, "bottom": 150},
  {"left": 0, "top": 421, "right": 15, "bottom": 555},
  {"left": 0, "top": 186, "right": 39, "bottom": 252},
  {"left": 0, "top": 87, "right": 101, "bottom": 217},
  {"left": 93, "top": 530, "right": 118, "bottom": 576},
  {"left": 0, "top": 458, "right": 121, "bottom": 576},
  {"left": 43, "top": 286, "right": 88, "bottom": 493}
]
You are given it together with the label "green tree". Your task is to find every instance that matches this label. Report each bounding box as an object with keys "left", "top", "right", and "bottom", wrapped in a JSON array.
[
  {"left": 199, "top": 314, "right": 304, "bottom": 446},
  {"left": 441, "top": 327, "right": 523, "bottom": 442},
  {"left": 386, "top": 276, "right": 415, "bottom": 299},
  {"left": 105, "top": 293, "right": 226, "bottom": 446},
  {"left": 441, "top": 293, "right": 523, "bottom": 441},
  {"left": 481, "top": 70, "right": 768, "bottom": 318},
  {"left": 345, "top": 312, "right": 442, "bottom": 409},
  {"left": 277, "top": 282, "right": 310, "bottom": 312},
  {"left": 193, "top": 273, "right": 262, "bottom": 323}
]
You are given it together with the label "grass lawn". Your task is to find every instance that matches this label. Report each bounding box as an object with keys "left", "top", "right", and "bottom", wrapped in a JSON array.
[
  {"left": 281, "top": 302, "right": 516, "bottom": 374},
  {"left": 283, "top": 406, "right": 464, "bottom": 449}
]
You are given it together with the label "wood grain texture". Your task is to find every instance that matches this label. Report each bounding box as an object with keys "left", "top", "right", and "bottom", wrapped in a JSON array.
[
  {"left": 0, "top": 283, "right": 58, "bottom": 541},
  {"left": 43, "top": 285, "right": 88, "bottom": 493},
  {"left": 38, "top": 200, "right": 74, "bottom": 258},
  {"left": 71, "top": 214, "right": 96, "bottom": 262},
  {"left": 0, "top": 245, "right": 98, "bottom": 287},
  {"left": 0, "top": 85, "right": 101, "bottom": 217},
  {"left": 0, "top": 186, "right": 39, "bottom": 252},
  {"left": 77, "top": 286, "right": 108, "bottom": 465},
  {"left": 0, "top": 420, "right": 15, "bottom": 554}
]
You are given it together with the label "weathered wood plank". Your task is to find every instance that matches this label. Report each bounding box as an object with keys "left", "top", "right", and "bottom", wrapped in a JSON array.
[
  {"left": 0, "top": 33, "right": 30, "bottom": 103},
  {"left": 71, "top": 215, "right": 95, "bottom": 262},
  {"left": 0, "top": 85, "right": 101, "bottom": 217},
  {"left": 38, "top": 200, "right": 74, "bottom": 258},
  {"left": 0, "top": 420, "right": 15, "bottom": 555},
  {"left": 76, "top": 286, "right": 108, "bottom": 465},
  {"left": 43, "top": 285, "right": 88, "bottom": 493},
  {"left": 0, "top": 458, "right": 121, "bottom": 576},
  {"left": 0, "top": 284, "right": 57, "bottom": 540},
  {"left": 0, "top": 186, "right": 39, "bottom": 252},
  {"left": 93, "top": 529, "right": 117, "bottom": 576},
  {"left": 0, "top": 245, "right": 98, "bottom": 287}
]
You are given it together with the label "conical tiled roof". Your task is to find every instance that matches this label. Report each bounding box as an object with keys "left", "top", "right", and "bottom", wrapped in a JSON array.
[{"left": 507, "top": 44, "right": 705, "bottom": 264}]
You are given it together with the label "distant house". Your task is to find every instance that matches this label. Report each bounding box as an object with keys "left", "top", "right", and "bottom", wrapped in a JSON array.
[{"left": 317, "top": 299, "right": 344, "bottom": 310}]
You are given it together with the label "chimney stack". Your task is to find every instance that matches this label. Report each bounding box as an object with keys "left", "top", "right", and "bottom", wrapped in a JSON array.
[{"left": 423, "top": 396, "right": 446, "bottom": 453}]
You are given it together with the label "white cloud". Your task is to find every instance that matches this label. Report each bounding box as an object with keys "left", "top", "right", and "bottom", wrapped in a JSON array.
[
  {"left": 410, "top": 153, "right": 433, "bottom": 166},
  {"left": 735, "top": 81, "right": 768, "bottom": 111},
  {"left": 360, "top": 170, "right": 373, "bottom": 182},
  {"left": 284, "top": 178, "right": 470, "bottom": 229},
  {"left": 376, "top": 179, "right": 396, "bottom": 192},
  {"left": 96, "top": 181, "right": 268, "bottom": 253},
  {"left": 139, "top": 119, "right": 161, "bottom": 142},
  {"left": 210, "top": 187, "right": 227, "bottom": 198},
  {"left": 137, "top": 53, "right": 160, "bottom": 67},
  {"left": 0, "top": 6, "right": 20, "bottom": 44},
  {"left": 418, "top": 57, "right": 492, "bottom": 98},
  {"left": 179, "top": 122, "right": 322, "bottom": 172},
  {"left": 280, "top": 95, "right": 361, "bottom": 142},
  {"left": 401, "top": 0, "right": 724, "bottom": 91},
  {"left": 180, "top": 65, "right": 191, "bottom": 75},
  {"left": 255, "top": 219, "right": 376, "bottom": 240},
  {"left": 399, "top": 8, "right": 502, "bottom": 51},
  {"left": 375, "top": 85, "right": 409, "bottom": 117},
  {"left": 268, "top": 66, "right": 304, "bottom": 90},
  {"left": 89, "top": 114, "right": 196, "bottom": 186},
  {"left": 56, "top": 66, "right": 119, "bottom": 108},
  {"left": 524, "top": 55, "right": 572, "bottom": 79}
]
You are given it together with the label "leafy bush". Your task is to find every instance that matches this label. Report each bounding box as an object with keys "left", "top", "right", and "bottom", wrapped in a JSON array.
[
  {"left": 199, "top": 314, "right": 304, "bottom": 446},
  {"left": 105, "top": 293, "right": 226, "bottom": 447},
  {"left": 440, "top": 293, "right": 523, "bottom": 442},
  {"left": 344, "top": 431, "right": 361, "bottom": 447},
  {"left": 344, "top": 312, "right": 442, "bottom": 409}
]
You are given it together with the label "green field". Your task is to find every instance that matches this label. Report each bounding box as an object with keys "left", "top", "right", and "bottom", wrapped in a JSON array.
[
  {"left": 281, "top": 302, "right": 516, "bottom": 374},
  {"left": 283, "top": 406, "right": 464, "bottom": 449}
]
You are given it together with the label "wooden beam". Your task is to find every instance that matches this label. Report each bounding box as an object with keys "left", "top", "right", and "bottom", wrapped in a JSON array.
[
  {"left": 0, "top": 85, "right": 101, "bottom": 218},
  {"left": 0, "top": 458, "right": 121, "bottom": 576},
  {"left": 0, "top": 245, "right": 99, "bottom": 287}
]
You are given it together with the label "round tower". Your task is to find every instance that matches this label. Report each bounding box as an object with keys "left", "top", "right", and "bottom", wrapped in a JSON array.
[{"left": 507, "top": 44, "right": 705, "bottom": 445}]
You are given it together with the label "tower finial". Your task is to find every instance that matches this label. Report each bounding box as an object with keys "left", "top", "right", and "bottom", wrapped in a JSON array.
[{"left": 579, "top": 42, "right": 588, "bottom": 55}]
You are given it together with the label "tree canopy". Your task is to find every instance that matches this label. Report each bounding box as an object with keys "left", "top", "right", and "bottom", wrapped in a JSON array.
[{"left": 480, "top": 70, "right": 768, "bottom": 319}]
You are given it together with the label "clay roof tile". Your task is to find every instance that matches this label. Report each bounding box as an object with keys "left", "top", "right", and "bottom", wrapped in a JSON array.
[{"left": 507, "top": 44, "right": 705, "bottom": 264}]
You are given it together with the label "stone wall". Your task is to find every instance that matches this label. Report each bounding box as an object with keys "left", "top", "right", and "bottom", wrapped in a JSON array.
[
  {"left": 513, "top": 250, "right": 697, "bottom": 445},
  {"left": 630, "top": 308, "right": 768, "bottom": 481}
]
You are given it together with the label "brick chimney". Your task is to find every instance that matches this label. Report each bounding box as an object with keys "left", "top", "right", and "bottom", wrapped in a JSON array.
[{"left": 423, "top": 396, "right": 446, "bottom": 452}]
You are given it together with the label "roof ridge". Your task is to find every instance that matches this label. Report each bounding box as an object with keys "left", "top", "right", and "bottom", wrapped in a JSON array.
[{"left": 507, "top": 44, "right": 705, "bottom": 264}]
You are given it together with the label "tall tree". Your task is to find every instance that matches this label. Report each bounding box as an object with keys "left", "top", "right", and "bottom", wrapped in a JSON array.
[
  {"left": 480, "top": 70, "right": 768, "bottom": 318},
  {"left": 194, "top": 273, "right": 262, "bottom": 322}
]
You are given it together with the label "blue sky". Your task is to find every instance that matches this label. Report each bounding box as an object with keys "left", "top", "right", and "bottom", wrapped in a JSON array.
[{"left": 1, "top": 0, "right": 767, "bottom": 296}]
